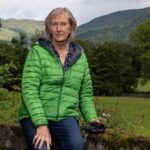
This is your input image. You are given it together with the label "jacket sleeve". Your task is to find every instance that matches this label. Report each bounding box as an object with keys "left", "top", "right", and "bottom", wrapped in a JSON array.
[
  {"left": 21, "top": 47, "right": 48, "bottom": 127},
  {"left": 79, "top": 54, "right": 98, "bottom": 122}
]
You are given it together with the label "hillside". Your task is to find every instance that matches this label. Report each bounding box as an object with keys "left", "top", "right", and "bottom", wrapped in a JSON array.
[
  {"left": 0, "top": 19, "right": 44, "bottom": 41},
  {"left": 0, "top": 7, "right": 150, "bottom": 42},
  {"left": 76, "top": 7, "right": 150, "bottom": 42}
]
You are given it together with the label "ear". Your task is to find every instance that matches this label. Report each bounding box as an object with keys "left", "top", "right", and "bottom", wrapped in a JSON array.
[{"left": 70, "top": 25, "right": 75, "bottom": 32}]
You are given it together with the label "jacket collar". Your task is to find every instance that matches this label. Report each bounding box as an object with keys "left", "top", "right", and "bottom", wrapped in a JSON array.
[{"left": 37, "top": 37, "right": 83, "bottom": 70}]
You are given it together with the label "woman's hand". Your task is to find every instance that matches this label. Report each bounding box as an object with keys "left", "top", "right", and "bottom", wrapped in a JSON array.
[
  {"left": 90, "top": 119, "right": 100, "bottom": 124},
  {"left": 33, "top": 125, "right": 51, "bottom": 150},
  {"left": 89, "top": 117, "right": 106, "bottom": 124}
]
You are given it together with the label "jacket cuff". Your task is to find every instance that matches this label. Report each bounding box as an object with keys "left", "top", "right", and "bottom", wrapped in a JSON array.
[
  {"left": 33, "top": 118, "right": 48, "bottom": 127},
  {"left": 85, "top": 114, "right": 98, "bottom": 123}
]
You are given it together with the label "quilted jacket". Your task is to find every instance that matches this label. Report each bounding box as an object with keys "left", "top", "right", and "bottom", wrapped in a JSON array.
[{"left": 19, "top": 38, "right": 98, "bottom": 127}]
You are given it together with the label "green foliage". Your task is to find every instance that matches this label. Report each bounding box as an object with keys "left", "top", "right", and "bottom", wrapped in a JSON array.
[
  {"left": 130, "top": 19, "right": 150, "bottom": 80},
  {"left": 141, "top": 51, "right": 150, "bottom": 79},
  {"left": 30, "top": 29, "right": 43, "bottom": 44},
  {"left": 0, "top": 33, "right": 28, "bottom": 89},
  {"left": 10, "top": 32, "right": 28, "bottom": 73},
  {"left": 130, "top": 19, "right": 150, "bottom": 52},
  {"left": 76, "top": 39, "right": 141, "bottom": 95},
  {"left": 0, "top": 29, "right": 144, "bottom": 95},
  {"left": 75, "top": 39, "right": 96, "bottom": 60},
  {"left": 0, "top": 88, "right": 9, "bottom": 100},
  {"left": 0, "top": 63, "right": 18, "bottom": 87},
  {"left": 88, "top": 42, "right": 139, "bottom": 95}
]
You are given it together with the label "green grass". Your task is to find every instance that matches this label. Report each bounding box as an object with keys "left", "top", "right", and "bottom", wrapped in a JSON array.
[
  {"left": 95, "top": 96, "right": 150, "bottom": 137},
  {"left": 0, "top": 90, "right": 150, "bottom": 137},
  {"left": 0, "top": 91, "right": 21, "bottom": 124},
  {"left": 136, "top": 80, "right": 150, "bottom": 92}
]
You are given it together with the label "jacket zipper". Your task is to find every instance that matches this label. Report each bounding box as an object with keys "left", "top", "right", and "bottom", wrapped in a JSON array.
[
  {"left": 57, "top": 64, "right": 65, "bottom": 119},
  {"left": 51, "top": 52, "right": 65, "bottom": 119},
  {"left": 48, "top": 49, "right": 66, "bottom": 119}
]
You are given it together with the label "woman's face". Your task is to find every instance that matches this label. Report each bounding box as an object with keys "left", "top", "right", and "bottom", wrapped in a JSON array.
[{"left": 50, "top": 13, "right": 72, "bottom": 42}]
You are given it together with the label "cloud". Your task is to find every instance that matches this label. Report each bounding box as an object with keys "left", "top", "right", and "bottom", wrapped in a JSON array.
[
  {"left": 0, "top": 0, "right": 150, "bottom": 25},
  {"left": 0, "top": 0, "right": 81, "bottom": 20}
]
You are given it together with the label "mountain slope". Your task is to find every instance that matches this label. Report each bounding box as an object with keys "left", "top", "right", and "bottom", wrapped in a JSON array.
[
  {"left": 76, "top": 7, "right": 150, "bottom": 42},
  {"left": 0, "top": 7, "right": 150, "bottom": 42},
  {"left": 0, "top": 19, "right": 44, "bottom": 41}
]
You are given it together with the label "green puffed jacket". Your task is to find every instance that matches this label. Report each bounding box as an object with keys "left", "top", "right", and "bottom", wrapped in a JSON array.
[{"left": 19, "top": 38, "right": 98, "bottom": 127}]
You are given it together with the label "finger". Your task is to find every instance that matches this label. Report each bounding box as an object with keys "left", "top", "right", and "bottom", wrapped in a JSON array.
[
  {"left": 95, "top": 120, "right": 100, "bottom": 123},
  {"left": 38, "top": 137, "right": 45, "bottom": 149},
  {"left": 89, "top": 119, "right": 99, "bottom": 125},
  {"left": 49, "top": 136, "right": 52, "bottom": 145},
  {"left": 47, "top": 135, "right": 52, "bottom": 149},
  {"left": 33, "top": 134, "right": 38, "bottom": 144},
  {"left": 46, "top": 135, "right": 52, "bottom": 150},
  {"left": 45, "top": 139, "right": 50, "bottom": 150},
  {"left": 34, "top": 136, "right": 42, "bottom": 148}
]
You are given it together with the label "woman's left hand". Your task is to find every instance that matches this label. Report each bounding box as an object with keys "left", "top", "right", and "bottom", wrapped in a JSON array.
[
  {"left": 89, "top": 119, "right": 100, "bottom": 124},
  {"left": 33, "top": 125, "right": 51, "bottom": 149},
  {"left": 89, "top": 117, "right": 106, "bottom": 124}
]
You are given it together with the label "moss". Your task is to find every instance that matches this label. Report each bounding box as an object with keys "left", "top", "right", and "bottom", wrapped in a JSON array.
[
  {"left": 83, "top": 127, "right": 150, "bottom": 149},
  {"left": 0, "top": 124, "right": 150, "bottom": 150},
  {"left": 105, "top": 131, "right": 149, "bottom": 149}
]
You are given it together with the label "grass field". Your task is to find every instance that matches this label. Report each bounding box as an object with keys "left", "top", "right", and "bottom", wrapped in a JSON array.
[
  {"left": 0, "top": 90, "right": 150, "bottom": 137},
  {"left": 0, "top": 91, "right": 21, "bottom": 124},
  {"left": 94, "top": 96, "right": 150, "bottom": 137}
]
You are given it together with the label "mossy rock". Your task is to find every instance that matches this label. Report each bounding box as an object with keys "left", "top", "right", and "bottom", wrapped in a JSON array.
[
  {"left": 82, "top": 128, "right": 150, "bottom": 150},
  {"left": 0, "top": 123, "right": 27, "bottom": 150},
  {"left": 0, "top": 124, "right": 150, "bottom": 150}
]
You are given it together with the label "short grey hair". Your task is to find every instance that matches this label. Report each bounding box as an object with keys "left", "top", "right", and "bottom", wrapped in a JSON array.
[{"left": 44, "top": 7, "right": 77, "bottom": 41}]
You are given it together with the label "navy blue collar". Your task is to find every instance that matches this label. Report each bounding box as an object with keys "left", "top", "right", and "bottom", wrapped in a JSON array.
[{"left": 37, "top": 37, "right": 83, "bottom": 70}]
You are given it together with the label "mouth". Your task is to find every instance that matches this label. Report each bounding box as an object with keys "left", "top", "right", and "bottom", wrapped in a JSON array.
[{"left": 56, "top": 34, "right": 64, "bottom": 36}]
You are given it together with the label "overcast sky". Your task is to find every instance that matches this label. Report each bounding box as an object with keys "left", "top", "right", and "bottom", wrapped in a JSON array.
[{"left": 0, "top": 0, "right": 150, "bottom": 25}]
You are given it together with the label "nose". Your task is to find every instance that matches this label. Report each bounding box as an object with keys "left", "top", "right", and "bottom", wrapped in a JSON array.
[{"left": 56, "top": 24, "right": 61, "bottom": 31}]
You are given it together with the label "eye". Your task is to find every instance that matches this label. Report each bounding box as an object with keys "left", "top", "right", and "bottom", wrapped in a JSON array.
[
  {"left": 51, "top": 22, "right": 57, "bottom": 26},
  {"left": 61, "top": 22, "right": 68, "bottom": 26}
]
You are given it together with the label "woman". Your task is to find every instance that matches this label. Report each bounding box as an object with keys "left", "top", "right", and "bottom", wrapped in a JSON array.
[{"left": 19, "top": 7, "right": 99, "bottom": 150}]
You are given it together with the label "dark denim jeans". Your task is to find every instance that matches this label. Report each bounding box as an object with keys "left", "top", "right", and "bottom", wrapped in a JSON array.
[{"left": 20, "top": 117, "right": 84, "bottom": 150}]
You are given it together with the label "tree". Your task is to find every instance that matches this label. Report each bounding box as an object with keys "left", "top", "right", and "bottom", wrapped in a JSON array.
[
  {"left": 31, "top": 29, "right": 43, "bottom": 45},
  {"left": 0, "top": 30, "right": 44, "bottom": 89},
  {"left": 75, "top": 39, "right": 139, "bottom": 95},
  {"left": 90, "top": 42, "right": 138, "bottom": 95},
  {"left": 130, "top": 19, "right": 150, "bottom": 52},
  {"left": 130, "top": 19, "right": 150, "bottom": 80},
  {"left": 0, "top": 33, "right": 28, "bottom": 89},
  {"left": 0, "top": 62, "right": 18, "bottom": 88},
  {"left": 141, "top": 51, "right": 150, "bottom": 79}
]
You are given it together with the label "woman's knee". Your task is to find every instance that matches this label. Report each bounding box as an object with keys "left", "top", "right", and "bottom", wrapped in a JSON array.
[
  {"left": 40, "top": 143, "right": 48, "bottom": 150},
  {"left": 64, "top": 137, "right": 84, "bottom": 150},
  {"left": 28, "top": 142, "right": 48, "bottom": 150}
]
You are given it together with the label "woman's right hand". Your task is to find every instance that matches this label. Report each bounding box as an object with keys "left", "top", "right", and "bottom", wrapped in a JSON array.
[{"left": 33, "top": 125, "right": 52, "bottom": 150}]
